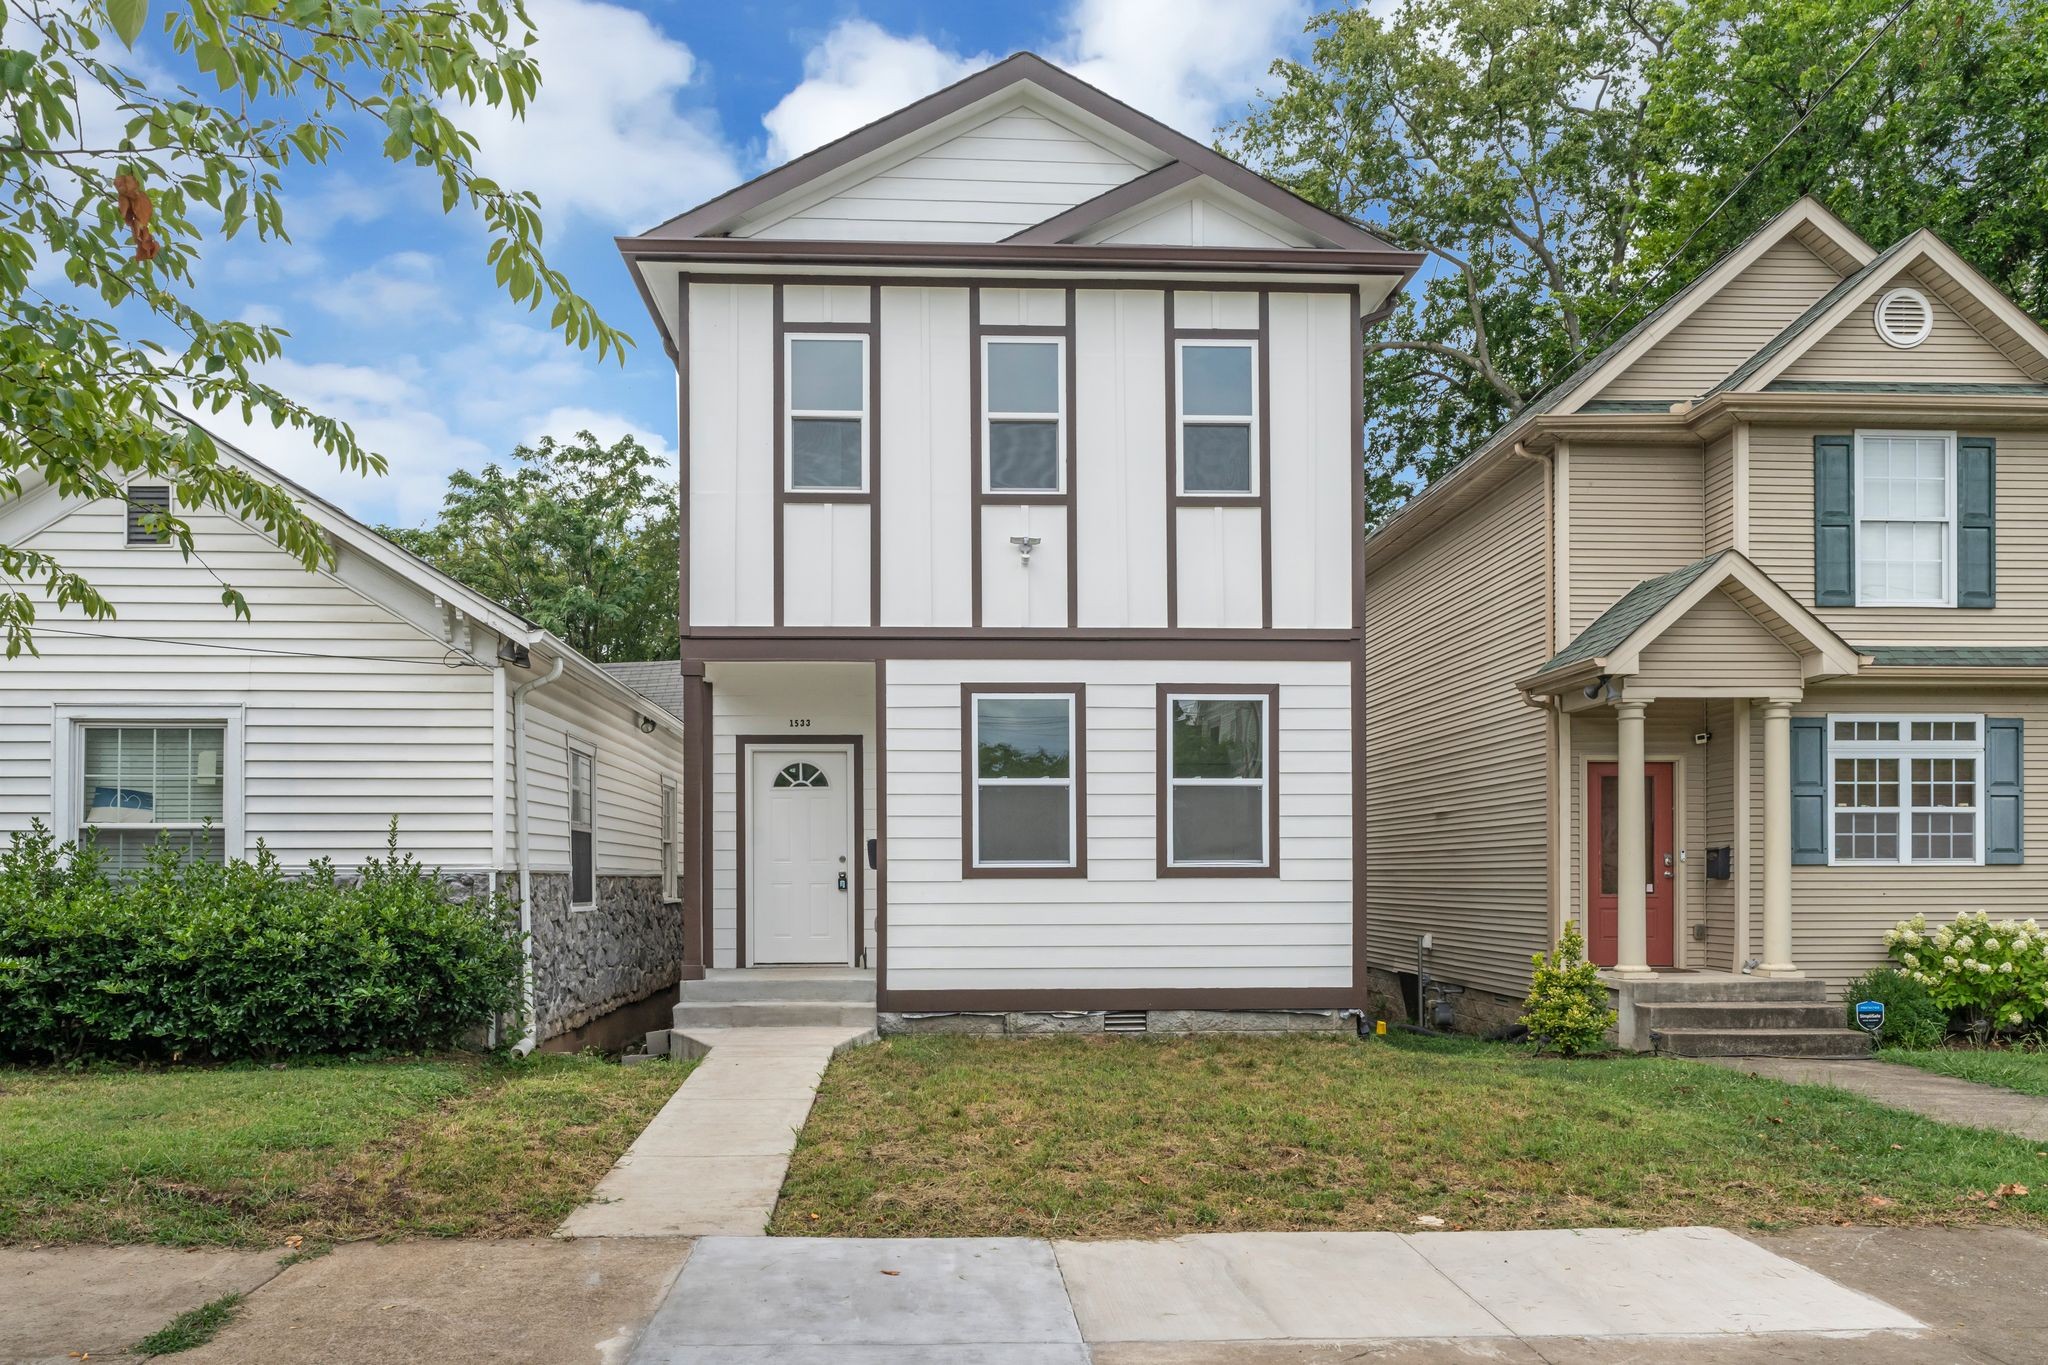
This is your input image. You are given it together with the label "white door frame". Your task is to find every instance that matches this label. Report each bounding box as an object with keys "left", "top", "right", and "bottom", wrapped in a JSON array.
[{"left": 741, "top": 737, "right": 859, "bottom": 967}]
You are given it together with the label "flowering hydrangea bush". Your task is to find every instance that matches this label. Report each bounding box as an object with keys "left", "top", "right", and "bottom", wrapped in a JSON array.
[{"left": 1885, "top": 911, "right": 2048, "bottom": 1031}]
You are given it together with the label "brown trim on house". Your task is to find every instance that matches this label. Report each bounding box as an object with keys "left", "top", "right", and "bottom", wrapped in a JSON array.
[
  {"left": 1163, "top": 300, "right": 1178, "bottom": 627},
  {"left": 1350, "top": 650, "right": 1366, "bottom": 1008},
  {"left": 622, "top": 238, "right": 1417, "bottom": 275},
  {"left": 624, "top": 53, "right": 1405, "bottom": 254},
  {"left": 868, "top": 283, "right": 882, "bottom": 631},
  {"left": 960, "top": 682, "right": 1089, "bottom": 880},
  {"left": 1257, "top": 290, "right": 1274, "bottom": 630},
  {"left": 685, "top": 625, "right": 1355, "bottom": 641},
  {"left": 1064, "top": 285, "right": 1080, "bottom": 629},
  {"left": 876, "top": 986, "right": 1351, "bottom": 1012},
  {"left": 677, "top": 274, "right": 692, "bottom": 637},
  {"left": 678, "top": 670, "right": 710, "bottom": 978},
  {"left": 771, "top": 283, "right": 785, "bottom": 628},
  {"left": 1170, "top": 494, "right": 1262, "bottom": 509},
  {"left": 661, "top": 271, "right": 1373, "bottom": 295},
  {"left": 969, "top": 286, "right": 984, "bottom": 628},
  {"left": 1179, "top": 326, "right": 1261, "bottom": 340},
  {"left": 734, "top": 732, "right": 866, "bottom": 969},
  {"left": 1155, "top": 683, "right": 1283, "bottom": 879},
  {"left": 781, "top": 320, "right": 873, "bottom": 333},
  {"left": 873, "top": 658, "right": 887, "bottom": 984},
  {"left": 1351, "top": 295, "right": 1365, "bottom": 637},
  {"left": 981, "top": 323, "right": 1068, "bottom": 336},
  {"left": 683, "top": 636, "right": 1360, "bottom": 663},
  {"left": 1002, "top": 161, "right": 1201, "bottom": 244},
  {"left": 782, "top": 489, "right": 875, "bottom": 505}
]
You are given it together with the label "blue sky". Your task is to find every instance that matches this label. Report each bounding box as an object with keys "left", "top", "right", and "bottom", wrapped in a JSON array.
[{"left": 172, "top": 0, "right": 1325, "bottom": 526}]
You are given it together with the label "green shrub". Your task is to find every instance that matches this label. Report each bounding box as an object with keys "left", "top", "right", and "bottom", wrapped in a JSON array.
[
  {"left": 1842, "top": 966, "right": 1948, "bottom": 1049},
  {"left": 1519, "top": 921, "right": 1616, "bottom": 1057},
  {"left": 1885, "top": 910, "right": 2048, "bottom": 1033},
  {"left": 0, "top": 821, "right": 524, "bottom": 1063}
]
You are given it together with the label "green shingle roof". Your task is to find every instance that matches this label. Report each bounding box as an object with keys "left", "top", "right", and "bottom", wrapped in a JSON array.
[
  {"left": 602, "top": 660, "right": 685, "bottom": 720},
  {"left": 1862, "top": 647, "right": 2048, "bottom": 668},
  {"left": 1537, "top": 552, "right": 1734, "bottom": 674}
]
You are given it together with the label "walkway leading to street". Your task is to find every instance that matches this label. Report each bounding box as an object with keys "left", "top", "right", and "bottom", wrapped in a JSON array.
[
  {"left": 558, "top": 1024, "right": 875, "bottom": 1238},
  {"left": 626, "top": 1227, "right": 1923, "bottom": 1364},
  {"left": 1703, "top": 1056, "right": 2048, "bottom": 1141}
]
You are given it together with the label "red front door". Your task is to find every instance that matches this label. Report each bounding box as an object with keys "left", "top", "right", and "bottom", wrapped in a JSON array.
[{"left": 1586, "top": 761, "right": 1676, "bottom": 968}]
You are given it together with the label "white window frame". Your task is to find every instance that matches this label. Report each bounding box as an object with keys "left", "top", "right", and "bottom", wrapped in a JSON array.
[
  {"left": 784, "top": 332, "right": 869, "bottom": 493},
  {"left": 567, "top": 739, "right": 598, "bottom": 909},
  {"left": 969, "top": 691, "right": 1078, "bottom": 871},
  {"left": 660, "top": 777, "right": 679, "bottom": 903},
  {"left": 980, "top": 335, "right": 1066, "bottom": 494},
  {"left": 51, "top": 703, "right": 246, "bottom": 861},
  {"left": 1175, "top": 338, "right": 1259, "bottom": 497},
  {"left": 1853, "top": 429, "right": 1957, "bottom": 608},
  {"left": 1826, "top": 712, "right": 1985, "bottom": 866},
  {"left": 1164, "top": 691, "right": 1271, "bottom": 870}
]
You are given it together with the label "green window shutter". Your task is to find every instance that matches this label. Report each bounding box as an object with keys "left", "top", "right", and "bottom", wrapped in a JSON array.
[
  {"left": 1812, "top": 435, "right": 1855, "bottom": 606},
  {"left": 1986, "top": 717, "right": 2023, "bottom": 864},
  {"left": 1791, "top": 715, "right": 1828, "bottom": 865},
  {"left": 1957, "top": 436, "right": 1996, "bottom": 608}
]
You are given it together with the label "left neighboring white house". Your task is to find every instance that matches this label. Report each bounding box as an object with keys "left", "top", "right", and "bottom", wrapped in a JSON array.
[{"left": 0, "top": 430, "right": 688, "bottom": 1048}]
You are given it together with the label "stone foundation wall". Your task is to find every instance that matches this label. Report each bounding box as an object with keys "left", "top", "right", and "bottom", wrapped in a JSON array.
[
  {"left": 1365, "top": 966, "right": 1525, "bottom": 1036},
  {"left": 527, "top": 873, "right": 684, "bottom": 1040},
  {"left": 879, "top": 1009, "right": 1349, "bottom": 1036}
]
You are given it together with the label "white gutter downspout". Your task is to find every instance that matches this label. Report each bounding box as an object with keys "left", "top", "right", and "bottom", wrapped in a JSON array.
[{"left": 509, "top": 653, "right": 565, "bottom": 1056}]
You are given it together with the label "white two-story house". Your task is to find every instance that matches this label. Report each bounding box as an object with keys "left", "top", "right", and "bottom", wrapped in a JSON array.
[{"left": 618, "top": 53, "right": 1418, "bottom": 1031}]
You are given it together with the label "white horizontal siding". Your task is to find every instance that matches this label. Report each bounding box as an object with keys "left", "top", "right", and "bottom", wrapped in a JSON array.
[
  {"left": 506, "top": 667, "right": 684, "bottom": 880},
  {"left": 884, "top": 657, "right": 1353, "bottom": 993}
]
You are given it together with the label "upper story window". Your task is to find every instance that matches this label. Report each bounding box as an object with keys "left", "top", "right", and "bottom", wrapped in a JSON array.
[
  {"left": 1856, "top": 432, "right": 1954, "bottom": 607},
  {"left": 786, "top": 335, "right": 867, "bottom": 492},
  {"left": 1829, "top": 715, "right": 1982, "bottom": 865},
  {"left": 982, "top": 338, "right": 1063, "bottom": 493},
  {"left": 1176, "top": 340, "right": 1258, "bottom": 496}
]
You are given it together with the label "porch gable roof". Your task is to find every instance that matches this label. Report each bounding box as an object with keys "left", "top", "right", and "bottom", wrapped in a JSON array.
[{"left": 1522, "top": 550, "right": 1864, "bottom": 695}]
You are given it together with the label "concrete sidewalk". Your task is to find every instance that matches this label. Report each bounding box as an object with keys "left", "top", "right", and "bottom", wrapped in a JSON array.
[
  {"left": 626, "top": 1227, "right": 1926, "bottom": 1364},
  {"left": 558, "top": 1024, "right": 874, "bottom": 1238},
  {"left": 1703, "top": 1055, "right": 2048, "bottom": 1141}
]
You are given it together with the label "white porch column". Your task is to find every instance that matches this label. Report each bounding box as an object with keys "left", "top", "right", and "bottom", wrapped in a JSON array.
[
  {"left": 1757, "top": 700, "right": 1802, "bottom": 977},
  {"left": 1612, "top": 701, "right": 1652, "bottom": 977}
]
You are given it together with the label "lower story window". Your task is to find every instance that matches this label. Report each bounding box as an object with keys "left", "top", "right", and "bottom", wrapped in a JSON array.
[
  {"left": 969, "top": 690, "right": 1079, "bottom": 870},
  {"left": 569, "top": 745, "right": 596, "bottom": 906},
  {"left": 660, "top": 778, "right": 679, "bottom": 902},
  {"left": 79, "top": 724, "right": 227, "bottom": 870},
  {"left": 1830, "top": 715, "right": 1982, "bottom": 865},
  {"left": 1164, "top": 691, "right": 1272, "bottom": 869}
]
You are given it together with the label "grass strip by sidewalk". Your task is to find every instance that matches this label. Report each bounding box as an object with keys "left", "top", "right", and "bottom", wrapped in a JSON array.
[
  {"left": 0, "top": 1053, "right": 691, "bottom": 1247},
  {"left": 134, "top": 1293, "right": 243, "bottom": 1356},
  {"left": 1880, "top": 1047, "right": 2048, "bottom": 1097},
  {"left": 773, "top": 1032, "right": 2048, "bottom": 1238}
]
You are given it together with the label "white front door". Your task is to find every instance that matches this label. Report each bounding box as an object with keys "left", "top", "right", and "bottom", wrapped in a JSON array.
[{"left": 748, "top": 747, "right": 853, "bottom": 965}]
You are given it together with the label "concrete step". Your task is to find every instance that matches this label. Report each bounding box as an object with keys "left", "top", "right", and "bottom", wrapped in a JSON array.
[
  {"left": 1652, "top": 1027, "right": 1873, "bottom": 1059},
  {"left": 680, "top": 968, "right": 876, "bottom": 1004},
  {"left": 673, "top": 1000, "right": 879, "bottom": 1030},
  {"left": 1618, "top": 977, "right": 1829, "bottom": 1005},
  {"left": 1635, "top": 1001, "right": 1846, "bottom": 1031}
]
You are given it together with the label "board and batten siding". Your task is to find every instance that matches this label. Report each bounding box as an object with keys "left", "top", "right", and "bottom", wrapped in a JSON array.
[
  {"left": 884, "top": 657, "right": 1351, "bottom": 993},
  {"left": 504, "top": 667, "right": 684, "bottom": 880},
  {"left": 1074, "top": 288, "right": 1169, "bottom": 628},
  {"left": 687, "top": 280, "right": 776, "bottom": 627},
  {"left": 878, "top": 285, "right": 973, "bottom": 626},
  {"left": 741, "top": 106, "right": 1152, "bottom": 244},
  {"left": 1600, "top": 238, "right": 1844, "bottom": 401},
  {"left": 704, "top": 662, "right": 878, "bottom": 968},
  {"left": 1748, "top": 423, "right": 2048, "bottom": 642},
  {"left": 1363, "top": 462, "right": 1551, "bottom": 999},
  {"left": 1781, "top": 268, "right": 2038, "bottom": 383},
  {"left": 1566, "top": 445, "right": 1706, "bottom": 634},
  {"left": 0, "top": 497, "right": 498, "bottom": 869}
]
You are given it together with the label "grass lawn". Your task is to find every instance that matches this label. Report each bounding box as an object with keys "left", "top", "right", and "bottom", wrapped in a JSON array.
[
  {"left": 1882, "top": 1046, "right": 2048, "bottom": 1097},
  {"left": 772, "top": 1032, "right": 2048, "bottom": 1239},
  {"left": 0, "top": 1053, "right": 689, "bottom": 1247}
]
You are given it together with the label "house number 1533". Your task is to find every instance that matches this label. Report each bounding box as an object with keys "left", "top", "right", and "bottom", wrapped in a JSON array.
[{"left": 787, "top": 718, "right": 812, "bottom": 728}]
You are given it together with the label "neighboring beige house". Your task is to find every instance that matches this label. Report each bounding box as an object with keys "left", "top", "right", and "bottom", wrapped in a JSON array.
[{"left": 1364, "top": 197, "right": 2048, "bottom": 1053}]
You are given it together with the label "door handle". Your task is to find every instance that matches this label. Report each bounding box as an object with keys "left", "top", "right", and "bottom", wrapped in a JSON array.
[{"left": 837, "top": 872, "right": 848, "bottom": 892}]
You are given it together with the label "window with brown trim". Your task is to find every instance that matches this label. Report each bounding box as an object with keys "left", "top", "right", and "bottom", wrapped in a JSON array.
[
  {"left": 785, "top": 334, "right": 868, "bottom": 491},
  {"left": 982, "top": 337, "right": 1064, "bottom": 492},
  {"left": 1175, "top": 340, "right": 1257, "bottom": 495},
  {"left": 965, "top": 686, "right": 1084, "bottom": 874},
  {"left": 1160, "top": 688, "right": 1276, "bottom": 872}
]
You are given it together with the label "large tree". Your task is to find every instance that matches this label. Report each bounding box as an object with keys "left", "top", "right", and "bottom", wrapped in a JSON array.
[
  {"left": 1, "top": 0, "right": 627, "bottom": 656},
  {"left": 1235, "top": 0, "right": 2048, "bottom": 524},
  {"left": 381, "top": 431, "right": 679, "bottom": 664}
]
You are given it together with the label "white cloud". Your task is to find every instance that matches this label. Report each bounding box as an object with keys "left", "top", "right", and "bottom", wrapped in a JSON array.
[
  {"left": 1053, "top": 0, "right": 1309, "bottom": 137},
  {"left": 459, "top": 0, "right": 740, "bottom": 230},
  {"left": 521, "top": 407, "right": 677, "bottom": 471},
  {"left": 314, "top": 251, "right": 452, "bottom": 327},
  {"left": 761, "top": 20, "right": 992, "bottom": 164}
]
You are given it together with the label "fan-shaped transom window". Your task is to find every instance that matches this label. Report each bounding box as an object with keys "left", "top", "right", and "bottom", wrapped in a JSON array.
[
  {"left": 774, "top": 762, "right": 829, "bottom": 788},
  {"left": 1875, "top": 287, "right": 1933, "bottom": 349}
]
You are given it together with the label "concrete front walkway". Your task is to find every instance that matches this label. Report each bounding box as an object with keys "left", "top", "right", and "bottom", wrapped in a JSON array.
[
  {"left": 1702, "top": 1056, "right": 2048, "bottom": 1141},
  {"left": 626, "top": 1228, "right": 1925, "bottom": 1364},
  {"left": 559, "top": 1024, "right": 874, "bottom": 1239}
]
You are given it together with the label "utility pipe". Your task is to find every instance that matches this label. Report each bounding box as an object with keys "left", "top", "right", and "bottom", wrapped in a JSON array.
[{"left": 508, "top": 653, "right": 565, "bottom": 1055}]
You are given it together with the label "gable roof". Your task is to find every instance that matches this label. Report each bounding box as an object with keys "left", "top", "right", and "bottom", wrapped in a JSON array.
[
  {"left": 1522, "top": 550, "right": 1862, "bottom": 692},
  {"left": 629, "top": 53, "right": 1394, "bottom": 253},
  {"left": 602, "top": 660, "right": 684, "bottom": 720}
]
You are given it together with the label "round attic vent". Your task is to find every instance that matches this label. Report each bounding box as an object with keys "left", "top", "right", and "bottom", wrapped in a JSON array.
[{"left": 1874, "top": 287, "right": 1933, "bottom": 349}]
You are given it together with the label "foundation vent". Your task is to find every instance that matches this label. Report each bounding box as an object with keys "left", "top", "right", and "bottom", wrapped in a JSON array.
[{"left": 1102, "top": 1010, "right": 1148, "bottom": 1034}]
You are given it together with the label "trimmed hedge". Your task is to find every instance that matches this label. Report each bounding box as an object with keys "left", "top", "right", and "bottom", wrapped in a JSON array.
[{"left": 0, "top": 822, "right": 523, "bottom": 1063}]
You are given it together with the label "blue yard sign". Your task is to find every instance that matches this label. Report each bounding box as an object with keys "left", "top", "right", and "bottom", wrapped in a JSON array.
[{"left": 1854, "top": 1000, "right": 1886, "bottom": 1036}]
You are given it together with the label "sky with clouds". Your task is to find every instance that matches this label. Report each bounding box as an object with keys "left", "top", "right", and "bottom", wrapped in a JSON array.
[{"left": 158, "top": 0, "right": 1318, "bottom": 527}]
